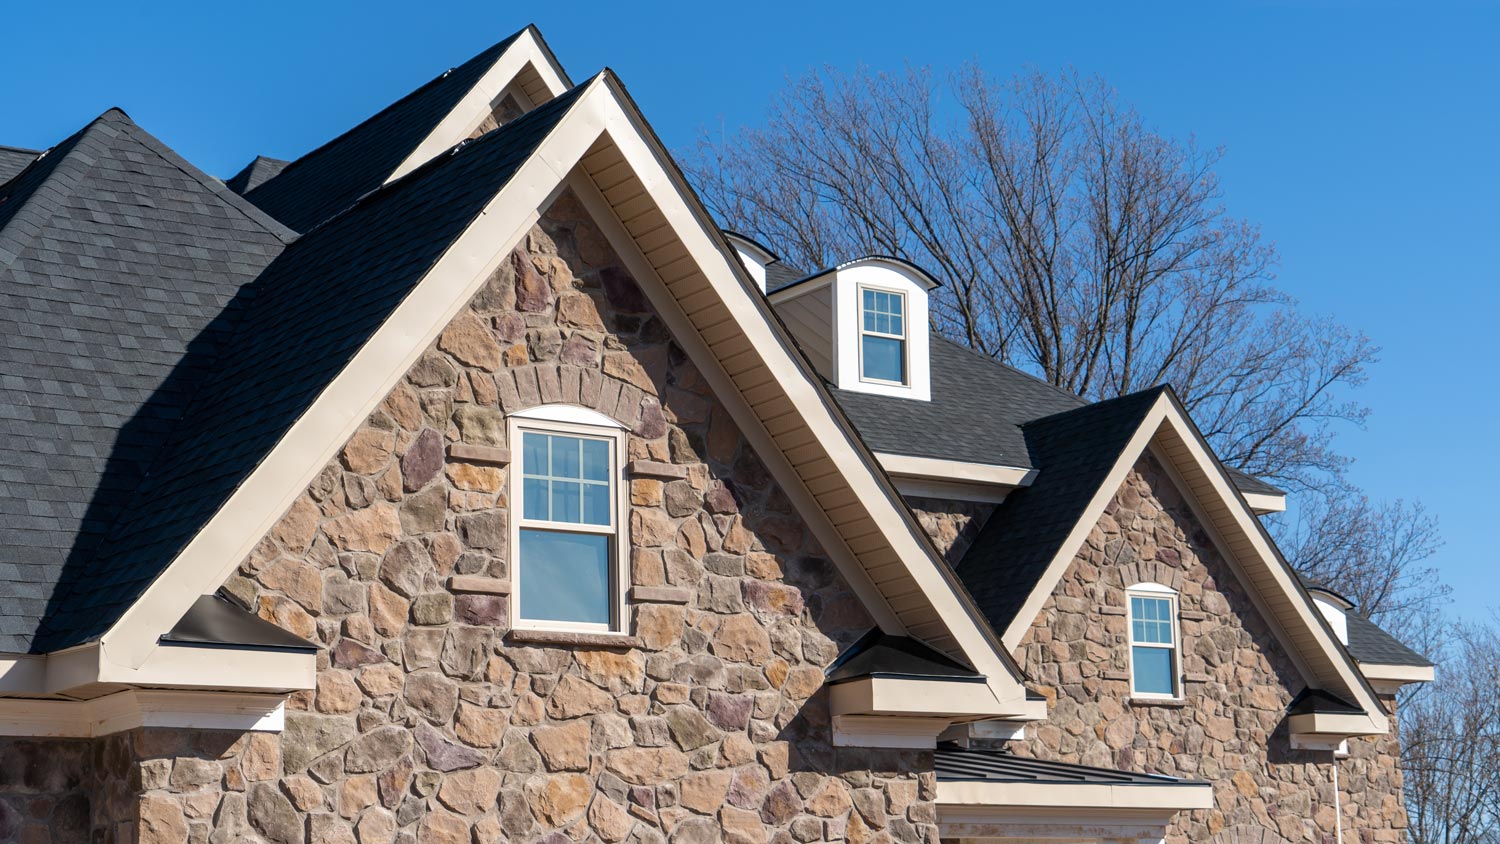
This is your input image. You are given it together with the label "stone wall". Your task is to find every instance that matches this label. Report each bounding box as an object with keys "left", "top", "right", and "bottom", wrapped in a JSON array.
[
  {"left": 91, "top": 190, "right": 937, "bottom": 844},
  {"left": 1013, "top": 453, "right": 1408, "bottom": 844},
  {"left": 903, "top": 498, "right": 994, "bottom": 565}
]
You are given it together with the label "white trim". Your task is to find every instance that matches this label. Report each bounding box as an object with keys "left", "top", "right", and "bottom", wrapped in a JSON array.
[
  {"left": 1242, "top": 491, "right": 1287, "bottom": 514},
  {"left": 938, "top": 779, "right": 1215, "bottom": 814},
  {"left": 509, "top": 414, "right": 628, "bottom": 634},
  {"left": 389, "top": 27, "right": 572, "bottom": 182},
  {"left": 829, "top": 676, "right": 1017, "bottom": 719},
  {"left": 831, "top": 263, "right": 932, "bottom": 401},
  {"left": 831, "top": 714, "right": 952, "bottom": 748},
  {"left": 875, "top": 453, "right": 1035, "bottom": 487},
  {"left": 890, "top": 477, "right": 1011, "bottom": 505},
  {"left": 856, "top": 284, "right": 909, "bottom": 387},
  {"left": 0, "top": 690, "right": 286, "bottom": 738},
  {"left": 509, "top": 403, "right": 626, "bottom": 429}
]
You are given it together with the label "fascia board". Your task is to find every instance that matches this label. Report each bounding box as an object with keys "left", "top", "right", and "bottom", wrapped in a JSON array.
[
  {"left": 0, "top": 690, "right": 286, "bottom": 738},
  {"left": 42, "top": 642, "right": 315, "bottom": 696},
  {"left": 937, "top": 779, "right": 1215, "bottom": 812},
  {"left": 828, "top": 676, "right": 1020, "bottom": 719},
  {"left": 1359, "top": 663, "right": 1435, "bottom": 684},
  {"left": 1242, "top": 491, "right": 1287, "bottom": 514},
  {"left": 875, "top": 453, "right": 1035, "bottom": 487}
]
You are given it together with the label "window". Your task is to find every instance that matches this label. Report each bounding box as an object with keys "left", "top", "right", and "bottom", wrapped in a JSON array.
[
  {"left": 513, "top": 417, "right": 623, "bottom": 631},
  {"left": 860, "top": 287, "right": 906, "bottom": 385},
  {"left": 1128, "top": 586, "right": 1180, "bottom": 698}
]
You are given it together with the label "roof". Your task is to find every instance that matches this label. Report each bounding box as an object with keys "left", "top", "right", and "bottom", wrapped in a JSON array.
[
  {"left": 0, "top": 109, "right": 294, "bottom": 653},
  {"left": 1286, "top": 687, "right": 1363, "bottom": 716},
  {"left": 765, "top": 260, "right": 808, "bottom": 293},
  {"left": 225, "top": 155, "right": 290, "bottom": 194},
  {"left": 0, "top": 146, "right": 38, "bottom": 185},
  {"left": 935, "top": 745, "right": 1205, "bottom": 787},
  {"left": 825, "top": 630, "right": 982, "bottom": 684},
  {"left": 833, "top": 337, "right": 1085, "bottom": 470},
  {"left": 241, "top": 30, "right": 526, "bottom": 232},
  {"left": 30, "top": 83, "right": 587, "bottom": 653},
  {"left": 162, "top": 594, "right": 317, "bottom": 651},
  {"left": 950, "top": 388, "right": 1168, "bottom": 633},
  {"left": 1346, "top": 611, "right": 1432, "bottom": 667}
]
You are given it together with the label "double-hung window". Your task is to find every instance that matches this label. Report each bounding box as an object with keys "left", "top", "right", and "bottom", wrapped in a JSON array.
[
  {"left": 1128, "top": 585, "right": 1180, "bottom": 698},
  {"left": 859, "top": 287, "right": 907, "bottom": 385},
  {"left": 513, "top": 418, "right": 623, "bottom": 631}
]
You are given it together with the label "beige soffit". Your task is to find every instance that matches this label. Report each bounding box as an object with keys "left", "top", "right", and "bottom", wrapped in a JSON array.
[
  {"left": 996, "top": 390, "right": 1389, "bottom": 737},
  {"left": 98, "top": 73, "right": 1032, "bottom": 717},
  {"left": 388, "top": 25, "right": 573, "bottom": 182},
  {"left": 0, "top": 689, "right": 286, "bottom": 738}
]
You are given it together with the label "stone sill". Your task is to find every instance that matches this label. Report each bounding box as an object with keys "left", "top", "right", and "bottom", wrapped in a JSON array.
[
  {"left": 447, "top": 576, "right": 510, "bottom": 595},
  {"left": 506, "top": 629, "right": 643, "bottom": 649},
  {"left": 1129, "top": 697, "right": 1188, "bottom": 708}
]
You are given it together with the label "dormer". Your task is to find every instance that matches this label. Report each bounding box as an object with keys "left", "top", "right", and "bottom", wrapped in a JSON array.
[
  {"left": 1306, "top": 585, "right": 1354, "bottom": 646},
  {"left": 724, "top": 231, "right": 778, "bottom": 292},
  {"left": 769, "top": 256, "right": 937, "bottom": 402}
]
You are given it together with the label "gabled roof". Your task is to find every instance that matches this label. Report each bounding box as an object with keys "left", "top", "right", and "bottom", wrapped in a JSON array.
[
  {"left": 0, "top": 146, "right": 38, "bottom": 185},
  {"left": 0, "top": 108, "right": 294, "bottom": 653},
  {"left": 32, "top": 87, "right": 585, "bottom": 653},
  {"left": 224, "top": 155, "right": 290, "bottom": 194},
  {"left": 241, "top": 29, "right": 531, "bottom": 232},
  {"left": 1346, "top": 612, "right": 1432, "bottom": 668}
]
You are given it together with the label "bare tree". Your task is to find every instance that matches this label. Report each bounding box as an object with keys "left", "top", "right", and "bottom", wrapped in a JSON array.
[
  {"left": 1401, "top": 619, "right": 1500, "bottom": 844},
  {"left": 683, "top": 62, "right": 1442, "bottom": 622}
]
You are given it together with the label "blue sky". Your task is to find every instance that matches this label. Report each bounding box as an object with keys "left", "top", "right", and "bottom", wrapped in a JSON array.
[{"left": 2, "top": 2, "right": 1495, "bottom": 620}]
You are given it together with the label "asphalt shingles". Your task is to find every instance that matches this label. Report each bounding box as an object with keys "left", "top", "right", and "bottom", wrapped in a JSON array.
[
  {"left": 0, "top": 146, "right": 38, "bottom": 185},
  {"left": 225, "top": 155, "right": 290, "bottom": 195}
]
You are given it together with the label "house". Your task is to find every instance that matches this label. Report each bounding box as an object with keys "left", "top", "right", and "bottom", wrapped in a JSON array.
[{"left": 0, "top": 26, "right": 1431, "bottom": 844}]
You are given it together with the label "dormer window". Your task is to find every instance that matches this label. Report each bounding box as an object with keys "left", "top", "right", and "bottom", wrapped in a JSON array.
[
  {"left": 1128, "top": 584, "right": 1181, "bottom": 699},
  {"left": 860, "top": 287, "right": 907, "bottom": 385}
]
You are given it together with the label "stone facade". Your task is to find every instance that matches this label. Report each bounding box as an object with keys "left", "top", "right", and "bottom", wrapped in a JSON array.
[
  {"left": 902, "top": 498, "right": 994, "bottom": 566},
  {"left": 1, "top": 191, "right": 939, "bottom": 844},
  {"left": 1011, "top": 454, "right": 1408, "bottom": 844}
]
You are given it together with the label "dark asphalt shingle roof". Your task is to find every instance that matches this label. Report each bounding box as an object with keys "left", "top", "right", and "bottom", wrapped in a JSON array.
[
  {"left": 0, "top": 109, "right": 294, "bottom": 652},
  {"left": 0, "top": 146, "right": 39, "bottom": 185},
  {"left": 825, "top": 630, "right": 980, "bottom": 683},
  {"left": 225, "top": 155, "right": 290, "bottom": 195},
  {"left": 1346, "top": 611, "right": 1432, "bottom": 667},
  {"left": 242, "top": 30, "right": 525, "bottom": 233},
  {"left": 33, "top": 83, "right": 587, "bottom": 652},
  {"left": 765, "top": 260, "right": 807, "bottom": 293},
  {"left": 950, "top": 388, "right": 1167, "bottom": 634},
  {"left": 935, "top": 746, "right": 1209, "bottom": 787}
]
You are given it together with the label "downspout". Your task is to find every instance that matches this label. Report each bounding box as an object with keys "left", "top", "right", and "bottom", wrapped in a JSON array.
[{"left": 1333, "top": 740, "right": 1350, "bottom": 844}]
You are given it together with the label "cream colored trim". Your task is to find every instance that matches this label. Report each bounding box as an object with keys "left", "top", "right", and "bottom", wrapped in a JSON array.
[
  {"left": 44, "top": 642, "right": 314, "bottom": 696},
  {"left": 1243, "top": 491, "right": 1287, "bottom": 514},
  {"left": 103, "top": 75, "right": 611, "bottom": 670},
  {"left": 509, "top": 403, "right": 627, "bottom": 429},
  {"left": 0, "top": 655, "right": 46, "bottom": 695},
  {"left": 938, "top": 779, "right": 1214, "bottom": 813},
  {"left": 829, "top": 676, "right": 1014, "bottom": 719},
  {"left": 389, "top": 27, "right": 572, "bottom": 182},
  {"left": 890, "top": 477, "right": 1011, "bottom": 505},
  {"left": 875, "top": 453, "right": 1035, "bottom": 487},
  {"left": 0, "top": 690, "right": 285, "bottom": 738},
  {"left": 940, "top": 808, "right": 1178, "bottom": 843},
  {"left": 1360, "top": 662, "right": 1434, "bottom": 686},
  {"left": 831, "top": 714, "right": 952, "bottom": 748}
]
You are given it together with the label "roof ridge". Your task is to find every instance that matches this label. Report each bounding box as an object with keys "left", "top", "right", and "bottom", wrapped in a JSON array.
[
  {"left": 0, "top": 144, "right": 40, "bottom": 155},
  {"left": 105, "top": 112, "right": 298, "bottom": 245},
  {"left": 0, "top": 113, "right": 119, "bottom": 269},
  {"left": 246, "top": 28, "right": 528, "bottom": 195}
]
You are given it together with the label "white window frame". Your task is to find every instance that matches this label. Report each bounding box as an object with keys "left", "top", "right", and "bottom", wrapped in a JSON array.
[
  {"left": 508, "top": 411, "right": 629, "bottom": 634},
  {"left": 1126, "top": 582, "right": 1182, "bottom": 700},
  {"left": 857, "top": 284, "right": 909, "bottom": 387}
]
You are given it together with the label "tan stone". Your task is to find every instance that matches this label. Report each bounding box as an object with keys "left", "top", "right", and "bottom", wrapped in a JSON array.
[
  {"left": 806, "top": 782, "right": 852, "bottom": 817},
  {"left": 782, "top": 666, "right": 822, "bottom": 700},
  {"left": 367, "top": 582, "right": 409, "bottom": 638},
  {"left": 606, "top": 747, "right": 690, "bottom": 785},
  {"left": 446, "top": 462, "right": 503, "bottom": 492},
  {"left": 557, "top": 293, "right": 606, "bottom": 330},
  {"left": 589, "top": 795, "right": 634, "bottom": 843},
  {"left": 630, "top": 478, "right": 663, "bottom": 507},
  {"left": 240, "top": 731, "right": 280, "bottom": 782},
  {"left": 342, "top": 428, "right": 396, "bottom": 474},
  {"left": 438, "top": 312, "right": 503, "bottom": 371},
  {"left": 258, "top": 594, "right": 315, "bottom": 640},
  {"left": 340, "top": 775, "right": 378, "bottom": 818},
  {"left": 357, "top": 662, "right": 404, "bottom": 697},
  {"left": 139, "top": 795, "right": 188, "bottom": 844},
  {"left": 720, "top": 806, "right": 767, "bottom": 844},
  {"left": 546, "top": 675, "right": 614, "bottom": 719},
  {"left": 635, "top": 604, "right": 683, "bottom": 650},
  {"left": 679, "top": 769, "right": 732, "bottom": 814},
  {"left": 532, "top": 719, "right": 591, "bottom": 771},
  {"left": 316, "top": 670, "right": 361, "bottom": 714},
  {"left": 324, "top": 503, "right": 401, "bottom": 555},
  {"left": 574, "top": 649, "right": 645, "bottom": 694},
  {"left": 713, "top": 615, "right": 772, "bottom": 662},
  {"left": 524, "top": 773, "right": 592, "bottom": 827},
  {"left": 454, "top": 702, "right": 508, "bottom": 748},
  {"left": 437, "top": 767, "right": 502, "bottom": 815},
  {"left": 280, "top": 774, "right": 325, "bottom": 811},
  {"left": 630, "top": 509, "right": 674, "bottom": 547},
  {"left": 270, "top": 496, "right": 321, "bottom": 554},
  {"left": 355, "top": 808, "right": 397, "bottom": 844},
  {"left": 418, "top": 812, "right": 470, "bottom": 844},
  {"left": 759, "top": 742, "right": 790, "bottom": 779}
]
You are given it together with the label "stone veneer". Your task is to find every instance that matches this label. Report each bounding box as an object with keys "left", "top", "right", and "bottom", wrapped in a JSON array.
[
  {"left": 1011, "top": 454, "right": 1408, "bottom": 844},
  {"left": 0, "top": 190, "right": 940, "bottom": 844},
  {"left": 902, "top": 499, "right": 995, "bottom": 565}
]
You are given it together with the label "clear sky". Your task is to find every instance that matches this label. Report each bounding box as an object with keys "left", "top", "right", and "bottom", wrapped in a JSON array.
[{"left": 2, "top": 1, "right": 1495, "bottom": 620}]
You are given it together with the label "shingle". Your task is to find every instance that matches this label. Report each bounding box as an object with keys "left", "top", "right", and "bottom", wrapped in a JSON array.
[
  {"left": 1345, "top": 612, "right": 1432, "bottom": 667},
  {"left": 223, "top": 156, "right": 290, "bottom": 195},
  {"left": 241, "top": 30, "right": 527, "bottom": 233},
  {"left": 0, "top": 145, "right": 40, "bottom": 186}
]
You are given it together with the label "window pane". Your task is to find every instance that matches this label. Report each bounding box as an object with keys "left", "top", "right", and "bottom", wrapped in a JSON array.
[
  {"left": 551, "top": 435, "right": 581, "bottom": 479},
  {"left": 1132, "top": 646, "right": 1175, "bottom": 695},
  {"left": 1131, "top": 596, "right": 1174, "bottom": 644},
  {"left": 519, "top": 529, "right": 610, "bottom": 625},
  {"left": 581, "top": 439, "right": 610, "bottom": 482},
  {"left": 582, "top": 482, "right": 611, "bottom": 526},
  {"left": 523, "top": 477, "right": 550, "bottom": 521},
  {"left": 523, "top": 433, "right": 548, "bottom": 475},
  {"left": 550, "top": 480, "right": 581, "bottom": 523},
  {"left": 862, "top": 335, "right": 905, "bottom": 383}
]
